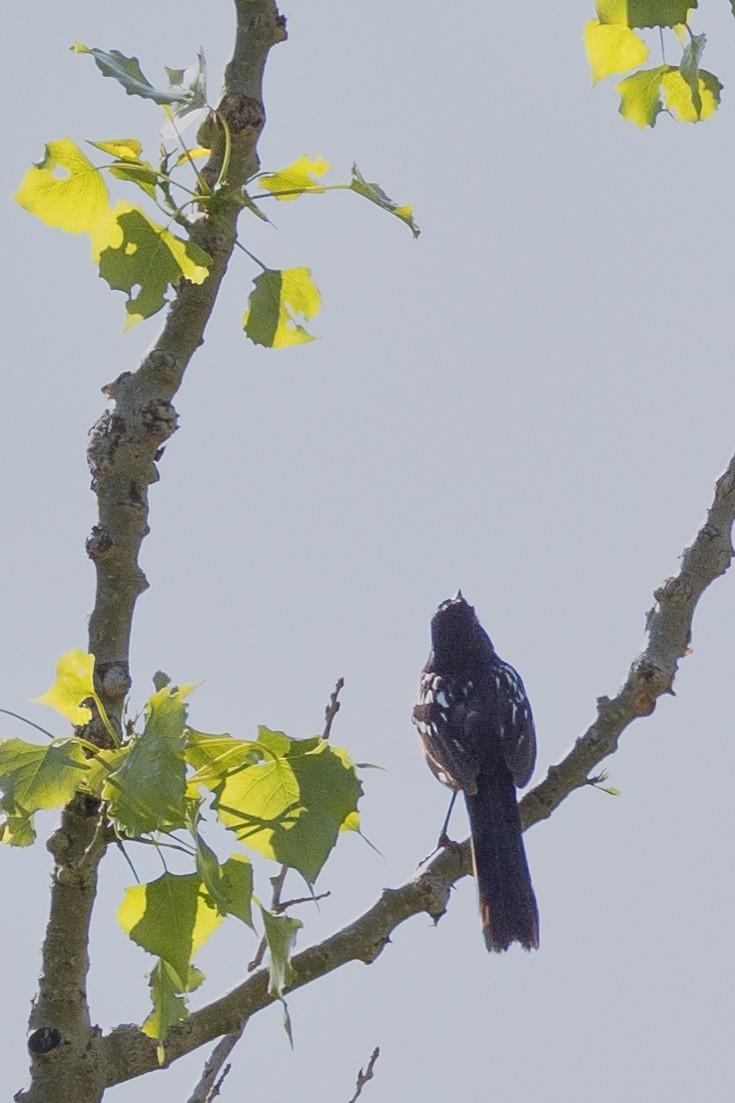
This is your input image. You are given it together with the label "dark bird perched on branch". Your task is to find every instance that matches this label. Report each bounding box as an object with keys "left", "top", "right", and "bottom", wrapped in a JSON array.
[{"left": 412, "top": 593, "right": 539, "bottom": 952}]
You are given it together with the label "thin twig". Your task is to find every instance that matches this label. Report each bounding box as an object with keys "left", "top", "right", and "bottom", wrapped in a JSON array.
[
  {"left": 347, "top": 1047, "right": 380, "bottom": 1103},
  {"left": 323, "top": 677, "right": 345, "bottom": 740},
  {"left": 185, "top": 1025, "right": 243, "bottom": 1103},
  {"left": 276, "top": 891, "right": 330, "bottom": 912}
]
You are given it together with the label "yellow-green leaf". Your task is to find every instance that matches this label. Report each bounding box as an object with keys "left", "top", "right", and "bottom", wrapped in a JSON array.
[
  {"left": 119, "top": 871, "right": 221, "bottom": 988},
  {"left": 90, "top": 201, "right": 211, "bottom": 326},
  {"left": 242, "top": 267, "right": 321, "bottom": 348},
  {"left": 662, "top": 68, "right": 721, "bottom": 121},
  {"left": 259, "top": 155, "right": 331, "bottom": 201},
  {"left": 584, "top": 20, "right": 649, "bottom": 82},
  {"left": 213, "top": 732, "right": 363, "bottom": 884},
  {"left": 617, "top": 65, "right": 668, "bottom": 126},
  {"left": 89, "top": 138, "right": 143, "bottom": 160},
  {"left": 0, "top": 738, "right": 90, "bottom": 846},
  {"left": 33, "top": 649, "right": 96, "bottom": 725},
  {"left": 14, "top": 138, "right": 110, "bottom": 235}
]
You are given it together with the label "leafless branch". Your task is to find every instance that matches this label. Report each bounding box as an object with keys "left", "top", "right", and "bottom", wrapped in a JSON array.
[
  {"left": 323, "top": 677, "right": 345, "bottom": 740},
  {"left": 347, "top": 1047, "right": 380, "bottom": 1103}
]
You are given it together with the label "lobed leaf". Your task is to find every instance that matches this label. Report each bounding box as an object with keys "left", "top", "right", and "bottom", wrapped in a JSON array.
[
  {"left": 118, "top": 871, "right": 221, "bottom": 988},
  {"left": 13, "top": 139, "right": 109, "bottom": 236},
  {"left": 242, "top": 267, "right": 321, "bottom": 348},
  {"left": 0, "top": 738, "right": 90, "bottom": 845},
  {"left": 617, "top": 65, "right": 669, "bottom": 125},
  {"left": 259, "top": 155, "right": 332, "bottom": 201},
  {"left": 33, "top": 649, "right": 97, "bottom": 725},
  {"left": 663, "top": 67, "right": 721, "bottom": 121},
  {"left": 91, "top": 201, "right": 211, "bottom": 326},
  {"left": 212, "top": 730, "right": 363, "bottom": 884},
  {"left": 73, "top": 44, "right": 206, "bottom": 117}
]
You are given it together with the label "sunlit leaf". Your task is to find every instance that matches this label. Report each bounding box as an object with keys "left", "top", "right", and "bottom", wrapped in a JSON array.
[
  {"left": 118, "top": 871, "right": 221, "bottom": 987},
  {"left": 617, "top": 65, "right": 668, "bottom": 126},
  {"left": 0, "top": 738, "right": 90, "bottom": 845},
  {"left": 662, "top": 67, "right": 721, "bottom": 120},
  {"left": 242, "top": 267, "right": 321, "bottom": 348},
  {"left": 213, "top": 731, "right": 363, "bottom": 883},
  {"left": 0, "top": 812, "right": 36, "bottom": 847},
  {"left": 259, "top": 155, "right": 332, "bottom": 201},
  {"left": 90, "top": 201, "right": 211, "bottom": 326},
  {"left": 350, "top": 164, "right": 420, "bottom": 238},
  {"left": 186, "top": 728, "right": 264, "bottom": 788},
  {"left": 33, "top": 650, "right": 97, "bottom": 725},
  {"left": 89, "top": 138, "right": 144, "bottom": 160},
  {"left": 584, "top": 20, "right": 649, "bottom": 82},
  {"left": 14, "top": 139, "right": 109, "bottom": 235}
]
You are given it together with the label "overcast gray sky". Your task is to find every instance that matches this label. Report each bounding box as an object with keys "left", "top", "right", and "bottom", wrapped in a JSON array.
[{"left": 4, "top": 2, "right": 735, "bottom": 1101}]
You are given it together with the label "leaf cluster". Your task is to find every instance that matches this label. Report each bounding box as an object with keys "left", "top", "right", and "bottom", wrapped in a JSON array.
[
  {"left": 584, "top": 0, "right": 724, "bottom": 126},
  {"left": 13, "top": 45, "right": 418, "bottom": 346},
  {"left": 0, "top": 653, "right": 364, "bottom": 1051}
]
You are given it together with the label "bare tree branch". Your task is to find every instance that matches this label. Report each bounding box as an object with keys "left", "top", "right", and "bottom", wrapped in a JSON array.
[
  {"left": 100, "top": 451, "right": 735, "bottom": 1087},
  {"left": 347, "top": 1047, "right": 380, "bottom": 1103},
  {"left": 323, "top": 677, "right": 345, "bottom": 739}
]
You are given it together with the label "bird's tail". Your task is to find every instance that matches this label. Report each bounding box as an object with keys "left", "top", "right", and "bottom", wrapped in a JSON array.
[{"left": 464, "top": 770, "right": 539, "bottom": 952}]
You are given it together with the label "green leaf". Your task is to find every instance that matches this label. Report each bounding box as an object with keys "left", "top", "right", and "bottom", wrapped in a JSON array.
[
  {"left": 617, "top": 65, "right": 668, "bottom": 126},
  {"left": 14, "top": 139, "right": 110, "bottom": 235},
  {"left": 260, "top": 905, "right": 301, "bottom": 998},
  {"left": 584, "top": 20, "right": 649, "bottom": 82},
  {"left": 213, "top": 733, "right": 363, "bottom": 884},
  {"left": 259, "top": 155, "right": 332, "bottom": 201},
  {"left": 596, "top": 0, "right": 694, "bottom": 28},
  {"left": 0, "top": 739, "right": 90, "bottom": 845},
  {"left": 107, "top": 155, "right": 160, "bottom": 202},
  {"left": 679, "top": 32, "right": 706, "bottom": 117},
  {"left": 90, "top": 201, "right": 211, "bottom": 326},
  {"left": 118, "top": 871, "right": 221, "bottom": 988},
  {"left": 242, "top": 267, "right": 321, "bottom": 348},
  {"left": 73, "top": 44, "right": 206, "bottom": 117},
  {"left": 186, "top": 728, "right": 264, "bottom": 789},
  {"left": 142, "top": 959, "right": 188, "bottom": 1054},
  {"left": 191, "top": 814, "right": 254, "bottom": 927},
  {"left": 32, "top": 649, "right": 97, "bottom": 725},
  {"left": 663, "top": 68, "right": 721, "bottom": 121},
  {"left": 103, "top": 684, "right": 189, "bottom": 836},
  {"left": 350, "top": 164, "right": 420, "bottom": 238},
  {"left": 0, "top": 813, "right": 36, "bottom": 847},
  {"left": 220, "top": 854, "right": 255, "bottom": 927}
]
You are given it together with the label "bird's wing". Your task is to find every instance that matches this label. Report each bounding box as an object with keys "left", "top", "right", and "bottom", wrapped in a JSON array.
[
  {"left": 492, "top": 659, "right": 537, "bottom": 789},
  {"left": 412, "top": 672, "right": 482, "bottom": 794}
]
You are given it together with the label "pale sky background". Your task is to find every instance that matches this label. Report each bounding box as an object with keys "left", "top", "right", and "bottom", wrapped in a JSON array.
[{"left": 3, "top": 2, "right": 735, "bottom": 1101}]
